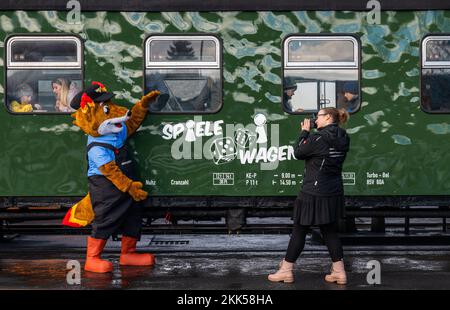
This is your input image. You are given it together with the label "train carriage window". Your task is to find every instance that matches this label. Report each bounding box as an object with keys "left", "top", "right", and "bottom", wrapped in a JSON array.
[
  {"left": 5, "top": 36, "right": 83, "bottom": 114},
  {"left": 421, "top": 36, "right": 450, "bottom": 113},
  {"left": 283, "top": 36, "right": 360, "bottom": 114},
  {"left": 144, "top": 35, "right": 222, "bottom": 113}
]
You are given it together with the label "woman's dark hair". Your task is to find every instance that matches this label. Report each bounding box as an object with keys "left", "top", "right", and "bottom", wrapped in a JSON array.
[{"left": 321, "top": 107, "right": 349, "bottom": 126}]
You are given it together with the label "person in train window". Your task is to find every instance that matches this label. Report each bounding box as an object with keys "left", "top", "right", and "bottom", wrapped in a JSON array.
[
  {"left": 341, "top": 81, "right": 359, "bottom": 113},
  {"left": 52, "top": 77, "right": 78, "bottom": 113},
  {"left": 423, "top": 73, "right": 450, "bottom": 111},
  {"left": 10, "top": 83, "right": 42, "bottom": 112},
  {"left": 183, "top": 76, "right": 220, "bottom": 111},
  {"left": 268, "top": 107, "right": 350, "bottom": 285},
  {"left": 147, "top": 72, "right": 219, "bottom": 112},
  {"left": 284, "top": 79, "right": 304, "bottom": 113}
]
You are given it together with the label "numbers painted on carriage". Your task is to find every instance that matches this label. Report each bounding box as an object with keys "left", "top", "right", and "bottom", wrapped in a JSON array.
[
  {"left": 366, "top": 171, "right": 390, "bottom": 186},
  {"left": 213, "top": 173, "right": 234, "bottom": 186},
  {"left": 246, "top": 179, "right": 258, "bottom": 186},
  {"left": 280, "top": 179, "right": 296, "bottom": 186},
  {"left": 271, "top": 172, "right": 299, "bottom": 187},
  {"left": 342, "top": 172, "right": 356, "bottom": 185},
  {"left": 66, "top": 260, "right": 81, "bottom": 285},
  {"left": 245, "top": 172, "right": 258, "bottom": 186}
]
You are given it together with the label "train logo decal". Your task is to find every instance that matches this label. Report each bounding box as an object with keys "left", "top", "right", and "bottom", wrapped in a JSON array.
[{"left": 161, "top": 114, "right": 295, "bottom": 170}]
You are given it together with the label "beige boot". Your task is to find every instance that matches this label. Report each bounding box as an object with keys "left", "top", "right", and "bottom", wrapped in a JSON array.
[
  {"left": 325, "top": 260, "right": 347, "bottom": 284},
  {"left": 268, "top": 259, "right": 294, "bottom": 283}
]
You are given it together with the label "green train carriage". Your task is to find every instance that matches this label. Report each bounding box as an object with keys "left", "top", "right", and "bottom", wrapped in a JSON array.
[{"left": 1, "top": 0, "right": 450, "bottom": 227}]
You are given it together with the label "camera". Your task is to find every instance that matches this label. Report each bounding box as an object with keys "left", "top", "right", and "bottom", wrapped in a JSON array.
[{"left": 310, "top": 113, "right": 317, "bottom": 130}]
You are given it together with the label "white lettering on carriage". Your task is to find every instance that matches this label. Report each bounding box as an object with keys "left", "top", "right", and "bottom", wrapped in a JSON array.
[
  {"left": 161, "top": 114, "right": 293, "bottom": 170},
  {"left": 171, "top": 179, "right": 190, "bottom": 186}
]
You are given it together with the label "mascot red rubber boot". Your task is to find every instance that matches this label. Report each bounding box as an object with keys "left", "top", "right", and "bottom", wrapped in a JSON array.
[{"left": 69, "top": 81, "right": 159, "bottom": 273}]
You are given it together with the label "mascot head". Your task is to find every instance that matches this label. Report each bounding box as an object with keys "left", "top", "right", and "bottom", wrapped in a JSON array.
[{"left": 71, "top": 81, "right": 130, "bottom": 137}]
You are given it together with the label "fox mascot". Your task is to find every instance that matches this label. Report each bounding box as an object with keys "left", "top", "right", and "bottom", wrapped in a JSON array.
[{"left": 62, "top": 81, "right": 160, "bottom": 273}]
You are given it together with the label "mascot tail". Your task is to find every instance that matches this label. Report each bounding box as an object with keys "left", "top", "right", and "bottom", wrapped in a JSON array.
[{"left": 62, "top": 193, "right": 94, "bottom": 227}]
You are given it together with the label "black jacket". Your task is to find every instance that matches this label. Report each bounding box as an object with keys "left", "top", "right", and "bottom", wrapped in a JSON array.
[{"left": 294, "top": 123, "right": 350, "bottom": 196}]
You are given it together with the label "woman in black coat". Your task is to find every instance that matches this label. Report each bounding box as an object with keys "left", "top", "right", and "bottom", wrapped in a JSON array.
[{"left": 268, "top": 107, "right": 350, "bottom": 284}]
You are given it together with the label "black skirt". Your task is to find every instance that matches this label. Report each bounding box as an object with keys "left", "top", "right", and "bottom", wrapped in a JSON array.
[
  {"left": 88, "top": 175, "right": 135, "bottom": 239},
  {"left": 293, "top": 191, "right": 344, "bottom": 226}
]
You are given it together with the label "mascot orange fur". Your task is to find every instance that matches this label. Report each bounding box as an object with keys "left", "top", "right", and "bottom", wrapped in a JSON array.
[{"left": 63, "top": 81, "right": 159, "bottom": 273}]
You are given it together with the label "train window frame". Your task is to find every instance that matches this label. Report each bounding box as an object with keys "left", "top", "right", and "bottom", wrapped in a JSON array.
[
  {"left": 422, "top": 35, "right": 450, "bottom": 68},
  {"left": 420, "top": 34, "right": 450, "bottom": 114},
  {"left": 143, "top": 34, "right": 223, "bottom": 115},
  {"left": 145, "top": 35, "right": 220, "bottom": 69},
  {"left": 4, "top": 34, "right": 84, "bottom": 115},
  {"left": 282, "top": 34, "right": 361, "bottom": 115},
  {"left": 7, "top": 36, "right": 82, "bottom": 69}
]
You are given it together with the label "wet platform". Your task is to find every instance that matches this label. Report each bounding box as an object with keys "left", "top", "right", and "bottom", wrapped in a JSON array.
[{"left": 1, "top": 234, "right": 450, "bottom": 290}]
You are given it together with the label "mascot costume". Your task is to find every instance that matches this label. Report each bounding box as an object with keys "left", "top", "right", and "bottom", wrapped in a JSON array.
[{"left": 62, "top": 81, "right": 160, "bottom": 273}]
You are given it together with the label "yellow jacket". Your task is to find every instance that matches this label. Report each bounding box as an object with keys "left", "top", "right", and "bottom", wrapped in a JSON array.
[{"left": 10, "top": 100, "right": 33, "bottom": 113}]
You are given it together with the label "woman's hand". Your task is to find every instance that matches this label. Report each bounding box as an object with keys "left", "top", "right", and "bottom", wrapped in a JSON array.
[
  {"left": 301, "top": 118, "right": 311, "bottom": 132},
  {"left": 55, "top": 100, "right": 63, "bottom": 112}
]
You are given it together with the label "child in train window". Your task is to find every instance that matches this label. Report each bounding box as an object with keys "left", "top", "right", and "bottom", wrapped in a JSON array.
[
  {"left": 52, "top": 78, "right": 79, "bottom": 112},
  {"left": 10, "top": 83, "right": 42, "bottom": 112}
]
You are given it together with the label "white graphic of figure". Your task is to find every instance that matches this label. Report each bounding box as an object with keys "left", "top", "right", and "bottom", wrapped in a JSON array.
[
  {"left": 185, "top": 120, "right": 196, "bottom": 142},
  {"left": 254, "top": 113, "right": 267, "bottom": 144}
]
